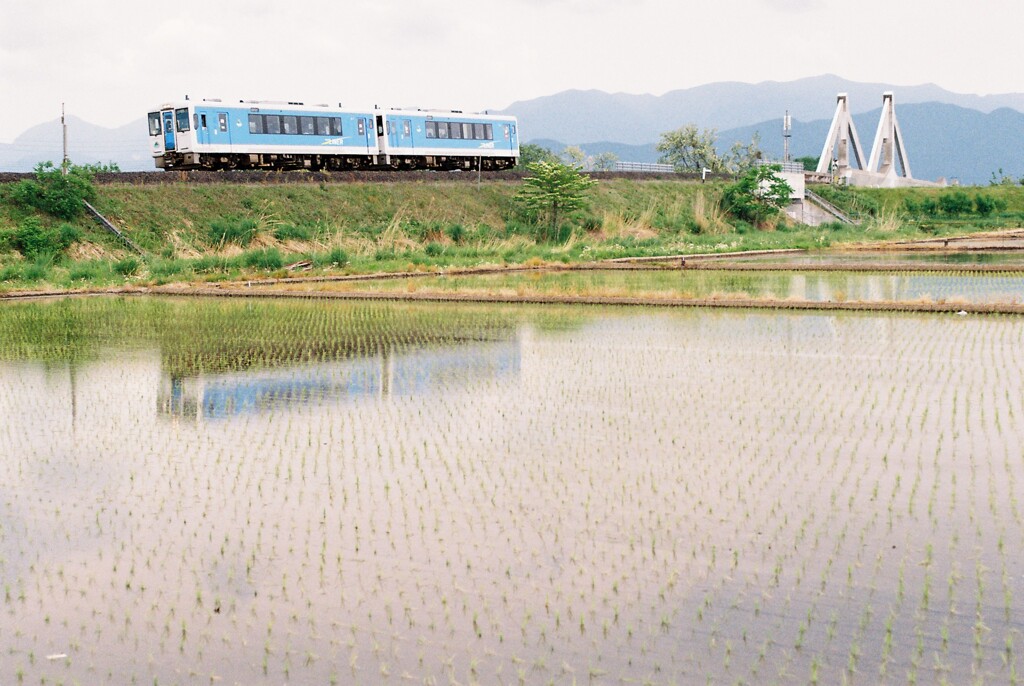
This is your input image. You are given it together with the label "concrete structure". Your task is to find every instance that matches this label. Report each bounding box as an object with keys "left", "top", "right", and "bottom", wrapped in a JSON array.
[
  {"left": 816, "top": 92, "right": 941, "bottom": 188},
  {"left": 816, "top": 93, "right": 868, "bottom": 179}
]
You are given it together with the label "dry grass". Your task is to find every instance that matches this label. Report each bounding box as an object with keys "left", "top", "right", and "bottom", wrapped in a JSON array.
[
  {"left": 692, "top": 192, "right": 730, "bottom": 235},
  {"left": 865, "top": 208, "right": 904, "bottom": 233},
  {"left": 601, "top": 202, "right": 659, "bottom": 240},
  {"left": 67, "top": 241, "right": 118, "bottom": 261}
]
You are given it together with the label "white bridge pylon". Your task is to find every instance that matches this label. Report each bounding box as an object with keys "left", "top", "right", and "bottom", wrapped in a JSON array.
[
  {"left": 816, "top": 92, "right": 916, "bottom": 185},
  {"left": 815, "top": 93, "right": 867, "bottom": 175},
  {"left": 867, "top": 92, "right": 911, "bottom": 179}
]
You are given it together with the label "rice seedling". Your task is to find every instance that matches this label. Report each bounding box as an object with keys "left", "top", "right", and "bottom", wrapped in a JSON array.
[{"left": 0, "top": 288, "right": 1022, "bottom": 682}]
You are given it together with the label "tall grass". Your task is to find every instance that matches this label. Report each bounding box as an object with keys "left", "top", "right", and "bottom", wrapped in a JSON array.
[{"left": 691, "top": 191, "right": 730, "bottom": 235}]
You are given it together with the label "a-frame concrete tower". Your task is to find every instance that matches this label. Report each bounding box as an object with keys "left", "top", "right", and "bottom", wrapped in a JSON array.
[
  {"left": 867, "top": 92, "right": 912, "bottom": 179},
  {"left": 815, "top": 93, "right": 868, "bottom": 176},
  {"left": 815, "top": 91, "right": 938, "bottom": 187}
]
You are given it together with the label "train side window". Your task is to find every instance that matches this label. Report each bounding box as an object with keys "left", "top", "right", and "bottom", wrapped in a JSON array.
[
  {"left": 463, "top": 123, "right": 473, "bottom": 139},
  {"left": 300, "top": 116, "right": 315, "bottom": 135},
  {"left": 425, "top": 121, "right": 436, "bottom": 138},
  {"left": 248, "top": 114, "right": 263, "bottom": 134},
  {"left": 175, "top": 108, "right": 190, "bottom": 132},
  {"left": 450, "top": 122, "right": 462, "bottom": 140},
  {"left": 218, "top": 113, "right": 228, "bottom": 132},
  {"left": 315, "top": 117, "right": 330, "bottom": 136},
  {"left": 281, "top": 116, "right": 298, "bottom": 134},
  {"left": 436, "top": 121, "right": 448, "bottom": 139},
  {"left": 330, "top": 118, "right": 343, "bottom": 136},
  {"left": 201, "top": 114, "right": 208, "bottom": 129},
  {"left": 402, "top": 120, "right": 411, "bottom": 137},
  {"left": 357, "top": 118, "right": 365, "bottom": 136},
  {"left": 484, "top": 124, "right": 493, "bottom": 140},
  {"left": 264, "top": 115, "right": 281, "bottom": 135},
  {"left": 148, "top": 112, "right": 161, "bottom": 136}
]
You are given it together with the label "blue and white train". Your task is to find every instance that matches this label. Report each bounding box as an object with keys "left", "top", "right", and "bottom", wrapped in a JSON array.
[{"left": 147, "top": 99, "right": 519, "bottom": 171}]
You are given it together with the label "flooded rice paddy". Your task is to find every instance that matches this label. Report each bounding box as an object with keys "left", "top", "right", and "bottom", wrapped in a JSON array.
[
  {"left": 2, "top": 294, "right": 1024, "bottom": 684},
  {"left": 711, "top": 249, "right": 1024, "bottom": 267},
  {"left": 275, "top": 267, "right": 1024, "bottom": 307}
]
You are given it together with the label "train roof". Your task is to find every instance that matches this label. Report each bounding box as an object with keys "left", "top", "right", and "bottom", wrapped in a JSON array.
[
  {"left": 150, "top": 101, "right": 517, "bottom": 123},
  {"left": 151, "top": 100, "right": 371, "bottom": 113},
  {"left": 383, "top": 107, "right": 517, "bottom": 122}
]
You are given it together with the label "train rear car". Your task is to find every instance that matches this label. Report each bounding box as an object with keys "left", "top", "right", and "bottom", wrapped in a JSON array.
[{"left": 378, "top": 109, "right": 519, "bottom": 170}]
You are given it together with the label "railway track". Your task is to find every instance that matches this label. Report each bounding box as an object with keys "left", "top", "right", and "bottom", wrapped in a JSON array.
[{"left": 0, "top": 170, "right": 704, "bottom": 185}]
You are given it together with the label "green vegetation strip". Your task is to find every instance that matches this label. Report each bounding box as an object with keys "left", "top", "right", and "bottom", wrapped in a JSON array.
[{"left": 142, "top": 284, "right": 1024, "bottom": 315}]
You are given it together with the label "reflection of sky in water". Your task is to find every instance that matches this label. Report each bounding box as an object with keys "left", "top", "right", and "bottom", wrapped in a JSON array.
[{"left": 162, "top": 340, "right": 522, "bottom": 420}]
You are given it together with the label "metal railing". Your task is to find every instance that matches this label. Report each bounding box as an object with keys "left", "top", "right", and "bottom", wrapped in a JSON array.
[
  {"left": 83, "top": 201, "right": 145, "bottom": 255},
  {"left": 804, "top": 190, "right": 859, "bottom": 225},
  {"left": 614, "top": 161, "right": 676, "bottom": 173}
]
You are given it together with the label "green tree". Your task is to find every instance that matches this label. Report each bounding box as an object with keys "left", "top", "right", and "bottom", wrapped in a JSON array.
[
  {"left": 938, "top": 190, "right": 973, "bottom": 216},
  {"left": 590, "top": 152, "right": 619, "bottom": 172},
  {"left": 560, "top": 145, "right": 587, "bottom": 168},
  {"left": 720, "top": 164, "right": 794, "bottom": 225},
  {"left": 515, "top": 161, "right": 596, "bottom": 242},
  {"left": 515, "top": 144, "right": 559, "bottom": 170},
  {"left": 795, "top": 156, "right": 819, "bottom": 172},
  {"left": 723, "top": 132, "right": 763, "bottom": 173},
  {"left": 11, "top": 161, "right": 98, "bottom": 220},
  {"left": 656, "top": 125, "right": 724, "bottom": 172}
]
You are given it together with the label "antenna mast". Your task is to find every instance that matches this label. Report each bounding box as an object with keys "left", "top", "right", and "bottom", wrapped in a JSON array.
[{"left": 62, "top": 103, "right": 69, "bottom": 175}]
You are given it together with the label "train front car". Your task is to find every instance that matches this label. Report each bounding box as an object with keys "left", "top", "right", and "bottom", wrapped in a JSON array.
[
  {"left": 148, "top": 103, "right": 195, "bottom": 169},
  {"left": 379, "top": 109, "right": 519, "bottom": 170},
  {"left": 148, "top": 100, "right": 379, "bottom": 171}
]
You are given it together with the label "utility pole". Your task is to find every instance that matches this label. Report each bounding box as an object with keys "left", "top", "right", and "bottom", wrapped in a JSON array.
[
  {"left": 62, "top": 103, "right": 69, "bottom": 175},
  {"left": 783, "top": 110, "right": 792, "bottom": 164}
]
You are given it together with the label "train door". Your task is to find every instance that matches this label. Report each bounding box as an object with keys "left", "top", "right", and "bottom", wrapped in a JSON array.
[
  {"left": 375, "top": 114, "right": 388, "bottom": 162},
  {"left": 401, "top": 119, "right": 413, "bottom": 149},
  {"left": 358, "top": 117, "right": 372, "bottom": 154},
  {"left": 216, "top": 112, "right": 232, "bottom": 148},
  {"left": 195, "top": 112, "right": 210, "bottom": 146},
  {"left": 162, "top": 111, "right": 176, "bottom": 151},
  {"left": 504, "top": 123, "right": 517, "bottom": 152},
  {"left": 387, "top": 117, "right": 399, "bottom": 149}
]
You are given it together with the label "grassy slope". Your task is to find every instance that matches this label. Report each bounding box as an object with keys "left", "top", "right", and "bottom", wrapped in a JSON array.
[{"left": 2, "top": 178, "right": 1024, "bottom": 291}]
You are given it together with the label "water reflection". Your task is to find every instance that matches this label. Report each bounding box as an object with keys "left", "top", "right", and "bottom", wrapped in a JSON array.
[
  {"left": 377, "top": 269, "right": 1024, "bottom": 304},
  {"left": 158, "top": 338, "right": 522, "bottom": 421}
]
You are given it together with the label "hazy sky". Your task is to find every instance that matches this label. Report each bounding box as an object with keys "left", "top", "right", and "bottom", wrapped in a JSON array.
[{"left": 1, "top": 0, "right": 1020, "bottom": 142}]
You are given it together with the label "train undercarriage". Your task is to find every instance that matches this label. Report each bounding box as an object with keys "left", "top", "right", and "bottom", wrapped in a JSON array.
[{"left": 158, "top": 152, "right": 517, "bottom": 172}]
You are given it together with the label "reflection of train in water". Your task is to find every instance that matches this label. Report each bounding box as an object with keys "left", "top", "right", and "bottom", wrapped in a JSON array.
[{"left": 158, "top": 339, "right": 521, "bottom": 421}]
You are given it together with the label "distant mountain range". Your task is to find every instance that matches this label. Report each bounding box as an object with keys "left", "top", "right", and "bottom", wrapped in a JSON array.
[
  {"left": 500, "top": 74, "right": 1024, "bottom": 145},
  {"left": 533, "top": 103, "right": 1024, "bottom": 185},
  {"left": 1, "top": 75, "right": 1022, "bottom": 184}
]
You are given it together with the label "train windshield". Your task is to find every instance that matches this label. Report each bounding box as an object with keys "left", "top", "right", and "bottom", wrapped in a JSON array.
[
  {"left": 148, "top": 112, "right": 161, "bottom": 136},
  {"left": 175, "top": 108, "right": 191, "bottom": 133}
]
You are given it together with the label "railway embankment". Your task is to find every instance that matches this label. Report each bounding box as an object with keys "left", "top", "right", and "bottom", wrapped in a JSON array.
[{"left": 2, "top": 173, "right": 1024, "bottom": 292}]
